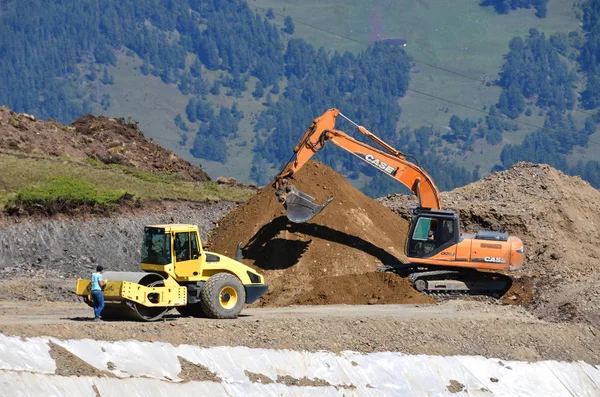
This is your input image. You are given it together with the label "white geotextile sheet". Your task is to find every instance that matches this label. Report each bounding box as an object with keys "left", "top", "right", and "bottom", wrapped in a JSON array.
[{"left": 0, "top": 334, "right": 598, "bottom": 396}]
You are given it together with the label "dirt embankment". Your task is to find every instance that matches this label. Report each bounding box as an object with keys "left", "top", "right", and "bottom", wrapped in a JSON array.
[
  {"left": 0, "top": 106, "right": 209, "bottom": 182},
  {"left": 209, "top": 161, "right": 433, "bottom": 307},
  {"left": 0, "top": 201, "right": 236, "bottom": 301},
  {"left": 379, "top": 162, "right": 600, "bottom": 327}
]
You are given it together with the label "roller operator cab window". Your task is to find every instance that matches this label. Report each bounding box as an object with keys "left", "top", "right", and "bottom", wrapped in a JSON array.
[
  {"left": 141, "top": 229, "right": 172, "bottom": 265},
  {"left": 175, "top": 232, "right": 201, "bottom": 262},
  {"left": 175, "top": 232, "right": 190, "bottom": 262},
  {"left": 190, "top": 232, "right": 200, "bottom": 259}
]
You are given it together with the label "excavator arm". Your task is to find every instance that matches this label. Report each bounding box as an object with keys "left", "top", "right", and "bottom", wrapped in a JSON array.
[{"left": 274, "top": 108, "right": 442, "bottom": 222}]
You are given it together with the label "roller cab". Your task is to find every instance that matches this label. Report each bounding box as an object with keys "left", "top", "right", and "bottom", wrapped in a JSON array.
[{"left": 75, "top": 224, "right": 268, "bottom": 321}]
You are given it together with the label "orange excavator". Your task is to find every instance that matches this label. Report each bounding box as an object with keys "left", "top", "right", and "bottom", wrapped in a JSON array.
[{"left": 274, "top": 108, "right": 524, "bottom": 296}]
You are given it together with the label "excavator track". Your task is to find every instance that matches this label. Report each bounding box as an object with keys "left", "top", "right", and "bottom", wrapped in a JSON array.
[{"left": 377, "top": 265, "right": 512, "bottom": 298}]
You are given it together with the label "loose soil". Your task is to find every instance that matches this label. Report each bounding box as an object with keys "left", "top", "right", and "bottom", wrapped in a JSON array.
[
  {"left": 245, "top": 370, "right": 274, "bottom": 384},
  {"left": 500, "top": 276, "right": 534, "bottom": 306},
  {"left": 276, "top": 375, "right": 333, "bottom": 387},
  {"left": 49, "top": 341, "right": 115, "bottom": 378},
  {"left": 209, "top": 161, "right": 420, "bottom": 307},
  {"left": 295, "top": 272, "right": 434, "bottom": 306},
  {"left": 0, "top": 106, "right": 209, "bottom": 182},
  {"left": 446, "top": 379, "right": 466, "bottom": 393},
  {"left": 177, "top": 356, "right": 221, "bottom": 383}
]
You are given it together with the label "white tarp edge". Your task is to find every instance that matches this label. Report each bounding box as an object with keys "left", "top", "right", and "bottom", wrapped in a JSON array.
[{"left": 0, "top": 334, "right": 598, "bottom": 396}]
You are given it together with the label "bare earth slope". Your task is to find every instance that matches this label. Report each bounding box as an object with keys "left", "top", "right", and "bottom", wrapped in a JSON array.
[
  {"left": 0, "top": 106, "right": 209, "bottom": 182},
  {"left": 379, "top": 162, "right": 600, "bottom": 327},
  {"left": 209, "top": 161, "right": 433, "bottom": 307}
]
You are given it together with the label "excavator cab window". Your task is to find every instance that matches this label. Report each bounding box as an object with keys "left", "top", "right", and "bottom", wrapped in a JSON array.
[
  {"left": 141, "top": 228, "right": 172, "bottom": 265},
  {"left": 413, "top": 217, "right": 433, "bottom": 241},
  {"left": 409, "top": 215, "right": 456, "bottom": 258},
  {"left": 410, "top": 217, "right": 437, "bottom": 257}
]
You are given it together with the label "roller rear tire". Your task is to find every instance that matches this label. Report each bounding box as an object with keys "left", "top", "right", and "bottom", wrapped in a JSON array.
[{"left": 200, "top": 273, "right": 245, "bottom": 319}]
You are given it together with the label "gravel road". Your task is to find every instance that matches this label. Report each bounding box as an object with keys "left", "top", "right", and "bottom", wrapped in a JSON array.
[{"left": 1, "top": 300, "right": 598, "bottom": 364}]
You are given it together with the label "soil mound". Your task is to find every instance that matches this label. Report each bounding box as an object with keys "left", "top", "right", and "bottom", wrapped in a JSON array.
[
  {"left": 0, "top": 107, "right": 209, "bottom": 182},
  {"left": 208, "top": 161, "right": 429, "bottom": 307},
  {"left": 379, "top": 162, "right": 600, "bottom": 327},
  {"left": 295, "top": 272, "right": 433, "bottom": 306}
]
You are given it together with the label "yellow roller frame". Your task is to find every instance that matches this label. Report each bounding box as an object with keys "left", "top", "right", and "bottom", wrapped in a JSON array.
[{"left": 76, "top": 279, "right": 187, "bottom": 307}]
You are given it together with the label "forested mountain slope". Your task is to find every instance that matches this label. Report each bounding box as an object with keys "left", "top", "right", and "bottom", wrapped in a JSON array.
[{"left": 0, "top": 0, "right": 597, "bottom": 196}]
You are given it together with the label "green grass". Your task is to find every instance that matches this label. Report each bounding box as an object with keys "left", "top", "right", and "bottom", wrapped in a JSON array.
[
  {"left": 0, "top": 153, "right": 255, "bottom": 210},
  {"left": 8, "top": 176, "right": 127, "bottom": 214},
  {"left": 84, "top": 158, "right": 179, "bottom": 184}
]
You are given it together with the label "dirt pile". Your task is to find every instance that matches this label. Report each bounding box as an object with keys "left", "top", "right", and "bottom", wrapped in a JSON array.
[
  {"left": 209, "top": 161, "right": 433, "bottom": 307},
  {"left": 295, "top": 272, "right": 432, "bottom": 305},
  {"left": 378, "top": 162, "right": 600, "bottom": 326},
  {"left": 0, "top": 106, "right": 208, "bottom": 182}
]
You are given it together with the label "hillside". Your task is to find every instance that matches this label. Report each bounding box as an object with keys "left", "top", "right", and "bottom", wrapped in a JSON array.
[
  {"left": 0, "top": 106, "right": 256, "bottom": 218},
  {"left": 0, "top": 0, "right": 597, "bottom": 194},
  {"left": 0, "top": 105, "right": 253, "bottom": 294},
  {"left": 0, "top": 106, "right": 209, "bottom": 182}
]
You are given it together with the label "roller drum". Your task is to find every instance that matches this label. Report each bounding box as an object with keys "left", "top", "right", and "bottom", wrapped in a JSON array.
[{"left": 99, "top": 271, "right": 170, "bottom": 321}]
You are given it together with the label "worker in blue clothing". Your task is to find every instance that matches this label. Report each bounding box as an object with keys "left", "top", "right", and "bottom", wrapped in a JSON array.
[{"left": 91, "top": 265, "right": 106, "bottom": 321}]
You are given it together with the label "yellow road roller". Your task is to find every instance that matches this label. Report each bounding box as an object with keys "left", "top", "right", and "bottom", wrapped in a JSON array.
[{"left": 75, "top": 224, "right": 268, "bottom": 321}]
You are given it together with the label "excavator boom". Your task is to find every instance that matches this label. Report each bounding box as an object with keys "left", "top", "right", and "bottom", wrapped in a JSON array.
[
  {"left": 274, "top": 109, "right": 524, "bottom": 297},
  {"left": 274, "top": 108, "right": 441, "bottom": 222}
]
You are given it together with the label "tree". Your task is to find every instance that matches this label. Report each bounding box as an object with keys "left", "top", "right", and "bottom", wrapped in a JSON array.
[
  {"left": 174, "top": 113, "right": 189, "bottom": 132},
  {"left": 186, "top": 98, "right": 198, "bottom": 123},
  {"left": 101, "top": 68, "right": 113, "bottom": 85},
  {"left": 210, "top": 81, "right": 221, "bottom": 95},
  {"left": 190, "top": 133, "right": 227, "bottom": 163},
  {"left": 479, "top": 0, "right": 548, "bottom": 18},
  {"left": 497, "top": 90, "right": 525, "bottom": 119},
  {"left": 486, "top": 129, "right": 502, "bottom": 145},
  {"left": 252, "top": 80, "right": 264, "bottom": 99},
  {"left": 86, "top": 66, "right": 97, "bottom": 82},
  {"left": 283, "top": 16, "right": 295, "bottom": 35},
  {"left": 448, "top": 115, "right": 475, "bottom": 141}
]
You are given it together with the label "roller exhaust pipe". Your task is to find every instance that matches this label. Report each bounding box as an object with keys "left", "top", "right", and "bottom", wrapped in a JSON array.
[{"left": 235, "top": 242, "right": 243, "bottom": 262}]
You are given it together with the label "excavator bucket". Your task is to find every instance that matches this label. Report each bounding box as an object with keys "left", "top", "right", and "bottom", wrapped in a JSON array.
[{"left": 284, "top": 185, "right": 334, "bottom": 223}]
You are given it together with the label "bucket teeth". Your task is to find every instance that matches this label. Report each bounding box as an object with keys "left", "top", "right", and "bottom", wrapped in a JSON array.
[{"left": 284, "top": 185, "right": 333, "bottom": 223}]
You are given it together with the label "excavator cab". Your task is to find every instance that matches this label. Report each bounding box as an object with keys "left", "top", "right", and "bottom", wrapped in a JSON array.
[{"left": 406, "top": 209, "right": 460, "bottom": 259}]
